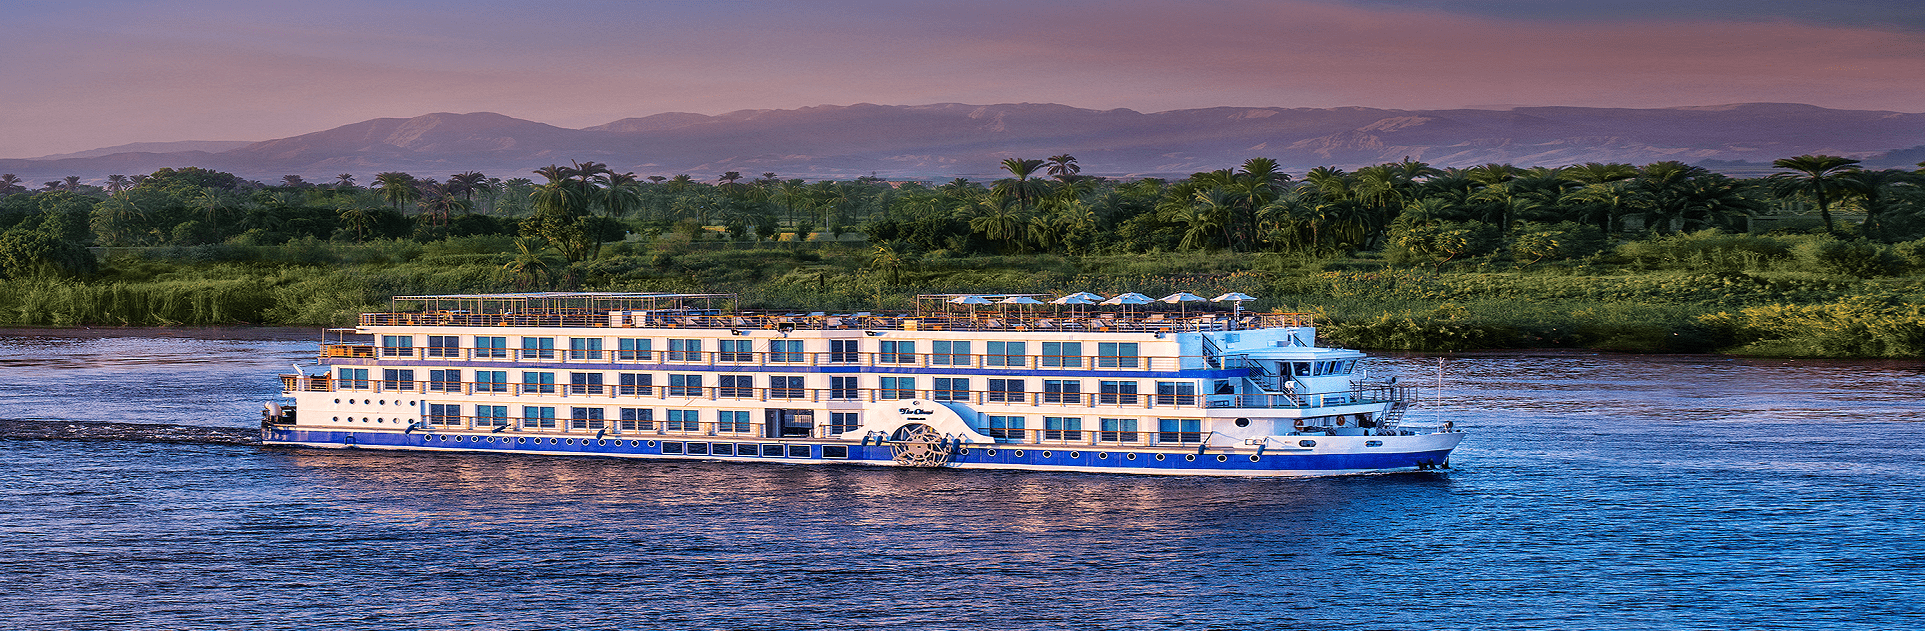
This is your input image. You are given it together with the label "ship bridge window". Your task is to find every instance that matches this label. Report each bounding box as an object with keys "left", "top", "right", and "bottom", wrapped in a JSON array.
[{"left": 1293, "top": 362, "right": 1313, "bottom": 377}]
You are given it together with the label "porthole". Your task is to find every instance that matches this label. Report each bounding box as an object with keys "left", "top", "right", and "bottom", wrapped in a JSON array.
[
  {"left": 1215, "top": 454, "right": 1228, "bottom": 462},
  {"left": 597, "top": 439, "right": 607, "bottom": 446},
  {"left": 438, "top": 435, "right": 447, "bottom": 442},
  {"left": 1299, "top": 439, "right": 1317, "bottom": 447},
  {"left": 332, "top": 416, "right": 339, "bottom": 422},
  {"left": 454, "top": 436, "right": 463, "bottom": 442},
  {"left": 346, "top": 399, "right": 354, "bottom": 404},
  {"left": 333, "top": 399, "right": 340, "bottom": 404},
  {"left": 406, "top": 401, "right": 414, "bottom": 406},
  {"left": 630, "top": 440, "right": 640, "bottom": 447},
  {"left": 1127, "top": 453, "right": 1138, "bottom": 460},
  {"left": 958, "top": 448, "right": 970, "bottom": 455},
  {"left": 1068, "top": 451, "right": 1080, "bottom": 458},
  {"left": 986, "top": 448, "right": 998, "bottom": 456},
  {"left": 1248, "top": 455, "right": 1262, "bottom": 462},
  {"left": 1185, "top": 454, "right": 1197, "bottom": 462},
  {"left": 647, "top": 440, "right": 657, "bottom": 447},
  {"left": 1098, "top": 453, "right": 1109, "bottom": 460},
  {"left": 1154, "top": 454, "right": 1166, "bottom": 461},
  {"left": 562, "top": 438, "right": 572, "bottom": 445},
  {"left": 1365, "top": 440, "right": 1383, "bottom": 447},
  {"left": 1013, "top": 450, "right": 1025, "bottom": 457},
  {"left": 376, "top": 418, "right": 384, "bottom": 423},
  {"left": 1234, "top": 417, "right": 1250, "bottom": 427},
  {"left": 1040, "top": 451, "right": 1052, "bottom": 458},
  {"left": 516, "top": 437, "right": 526, "bottom": 444},
  {"left": 379, "top": 400, "right": 386, "bottom": 405}
]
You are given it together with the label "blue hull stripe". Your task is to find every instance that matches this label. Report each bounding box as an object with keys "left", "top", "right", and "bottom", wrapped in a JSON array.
[{"left": 323, "top": 358, "right": 1247, "bottom": 380}]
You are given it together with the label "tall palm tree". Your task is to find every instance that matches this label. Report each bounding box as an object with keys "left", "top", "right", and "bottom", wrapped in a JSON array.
[
  {"left": 337, "top": 203, "right": 374, "bottom": 241},
  {"left": 105, "top": 174, "right": 130, "bottom": 195},
  {"left": 448, "top": 171, "right": 488, "bottom": 205},
  {"left": 1562, "top": 162, "right": 1638, "bottom": 186},
  {"left": 1843, "top": 169, "right": 1917, "bottom": 237},
  {"left": 599, "top": 172, "right": 643, "bottom": 218},
  {"left": 281, "top": 175, "right": 306, "bottom": 188},
  {"left": 500, "top": 237, "right": 561, "bottom": 290},
  {"left": 1045, "top": 154, "right": 1081, "bottom": 182},
  {"left": 994, "top": 158, "right": 1048, "bottom": 212},
  {"left": 373, "top": 172, "right": 420, "bottom": 210},
  {"left": 968, "top": 196, "right": 1027, "bottom": 249},
  {"left": 0, "top": 174, "right": 22, "bottom": 195},
  {"left": 335, "top": 173, "right": 357, "bottom": 189},
  {"left": 62, "top": 176, "right": 82, "bottom": 192},
  {"left": 1769, "top": 155, "right": 1863, "bottom": 233}
]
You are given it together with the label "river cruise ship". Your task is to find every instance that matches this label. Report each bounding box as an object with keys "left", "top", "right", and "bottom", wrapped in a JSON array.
[{"left": 263, "top": 292, "right": 1463, "bottom": 476}]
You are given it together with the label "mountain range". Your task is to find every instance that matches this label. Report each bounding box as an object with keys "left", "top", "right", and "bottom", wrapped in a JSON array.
[{"left": 5, "top": 102, "right": 1924, "bottom": 183}]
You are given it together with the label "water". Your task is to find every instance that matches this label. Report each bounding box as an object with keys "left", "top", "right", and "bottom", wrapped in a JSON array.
[{"left": 1, "top": 328, "right": 1921, "bottom": 630}]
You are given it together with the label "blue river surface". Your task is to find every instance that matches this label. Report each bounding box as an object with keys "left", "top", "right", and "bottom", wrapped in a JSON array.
[{"left": 0, "top": 327, "right": 1921, "bottom": 630}]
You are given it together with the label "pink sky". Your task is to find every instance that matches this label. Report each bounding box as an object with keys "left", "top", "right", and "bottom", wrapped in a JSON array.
[{"left": 4, "top": 0, "right": 1923, "bottom": 158}]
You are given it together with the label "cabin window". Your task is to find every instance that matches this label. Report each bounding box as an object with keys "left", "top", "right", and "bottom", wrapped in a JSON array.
[
  {"left": 475, "top": 336, "right": 508, "bottom": 358},
  {"left": 1100, "top": 418, "right": 1139, "bottom": 442},
  {"left": 879, "top": 340, "right": 916, "bottom": 364},
  {"left": 426, "top": 335, "right": 460, "bottom": 358},
  {"left": 569, "top": 372, "right": 604, "bottom": 395},
  {"left": 618, "top": 373, "right": 651, "bottom": 396},
  {"left": 619, "top": 407, "right": 654, "bottom": 430},
  {"left": 1041, "top": 342, "right": 1082, "bottom": 367},
  {"left": 568, "top": 338, "right": 603, "bottom": 360},
  {"left": 1043, "top": 380, "right": 1082, "bottom": 404},
  {"left": 522, "top": 371, "right": 556, "bottom": 394},
  {"left": 718, "top": 375, "right": 753, "bottom": 398},
  {"left": 986, "top": 341, "right": 1026, "bottom": 367},
  {"left": 829, "top": 412, "right": 860, "bottom": 434},
  {"left": 569, "top": 407, "right": 605, "bottom": 429},
  {"left": 521, "top": 337, "right": 555, "bottom": 360},
  {"left": 769, "top": 375, "right": 805, "bottom": 399},
  {"left": 822, "top": 445, "right": 849, "bottom": 459},
  {"left": 668, "top": 374, "right": 702, "bottom": 397},
  {"left": 617, "top": 338, "right": 652, "bottom": 361},
  {"left": 382, "top": 369, "right": 415, "bottom": 391},
  {"left": 769, "top": 340, "right": 804, "bottom": 363},
  {"left": 879, "top": 377, "right": 915, "bottom": 400},
  {"left": 337, "top": 368, "right": 369, "bottom": 390},
  {"left": 932, "top": 340, "right": 971, "bottom": 366},
  {"left": 381, "top": 335, "right": 414, "bottom": 357},
  {"left": 988, "top": 379, "right": 1025, "bottom": 403},
  {"left": 1214, "top": 379, "right": 1235, "bottom": 395},
  {"left": 476, "top": 405, "right": 508, "bottom": 428},
  {"left": 1044, "top": 417, "right": 1083, "bottom": 441},
  {"left": 428, "top": 369, "right": 461, "bottom": 392},
  {"left": 829, "top": 340, "right": 859, "bottom": 363},
  {"left": 476, "top": 370, "right": 507, "bottom": 393},
  {"left": 1292, "top": 362, "right": 1313, "bottom": 377},
  {"left": 1099, "top": 380, "right": 1138, "bottom": 405},
  {"left": 522, "top": 406, "right": 557, "bottom": 429},
  {"left": 427, "top": 404, "right": 460, "bottom": 426},
  {"left": 661, "top": 441, "right": 684, "bottom": 454},
  {"left": 988, "top": 415, "right": 1026, "bottom": 441},
  {"left": 717, "top": 410, "right": 751, "bottom": 433},
  {"left": 667, "top": 338, "right": 701, "bottom": 362},
  {"left": 1158, "top": 418, "right": 1202, "bottom": 443},
  {"left": 933, "top": 378, "right": 969, "bottom": 401},
  {"left": 718, "top": 339, "right": 753, "bottom": 362},
  {"left": 829, "top": 376, "right": 859, "bottom": 400},
  {"left": 666, "top": 409, "right": 699, "bottom": 432},
  {"left": 1097, "top": 342, "right": 1139, "bottom": 368}
]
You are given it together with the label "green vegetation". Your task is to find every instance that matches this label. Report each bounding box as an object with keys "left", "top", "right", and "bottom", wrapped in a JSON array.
[{"left": 2, "top": 155, "right": 1923, "bottom": 358}]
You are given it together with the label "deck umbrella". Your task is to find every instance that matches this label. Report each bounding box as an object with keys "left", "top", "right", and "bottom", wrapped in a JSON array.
[
  {"left": 1050, "top": 294, "right": 1098, "bottom": 320},
  {"left": 1159, "top": 292, "right": 1207, "bottom": 318},
  {"left": 1100, "top": 292, "right": 1154, "bottom": 318},
  {"left": 996, "top": 295, "right": 1043, "bottom": 321},
  {"left": 1212, "top": 292, "right": 1256, "bottom": 326},
  {"left": 948, "top": 295, "right": 992, "bottom": 320}
]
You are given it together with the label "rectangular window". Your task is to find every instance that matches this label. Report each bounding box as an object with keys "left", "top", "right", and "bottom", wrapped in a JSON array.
[
  {"left": 668, "top": 338, "right": 701, "bottom": 362},
  {"left": 988, "top": 378, "right": 1025, "bottom": 403},
  {"left": 829, "top": 412, "right": 860, "bottom": 434},
  {"left": 1097, "top": 342, "right": 1140, "bottom": 368},
  {"left": 381, "top": 335, "right": 414, "bottom": 357},
  {"left": 336, "top": 368, "right": 369, "bottom": 390},
  {"left": 618, "top": 373, "right": 652, "bottom": 396},
  {"left": 879, "top": 376, "right": 915, "bottom": 400},
  {"left": 568, "top": 337, "right": 603, "bottom": 360},
  {"left": 667, "top": 409, "right": 699, "bottom": 432},
  {"left": 476, "top": 371, "right": 507, "bottom": 393},
  {"left": 988, "top": 415, "right": 1026, "bottom": 441},
  {"left": 769, "top": 340, "right": 803, "bottom": 363},
  {"left": 830, "top": 376, "right": 859, "bottom": 400},
  {"left": 475, "top": 336, "right": 508, "bottom": 359},
  {"left": 718, "top": 339, "right": 753, "bottom": 362},
  {"left": 986, "top": 341, "right": 1026, "bottom": 367},
  {"left": 569, "top": 372, "right": 604, "bottom": 395},
  {"left": 617, "top": 338, "right": 652, "bottom": 361},
  {"left": 878, "top": 340, "right": 916, "bottom": 364},
  {"left": 522, "top": 371, "right": 556, "bottom": 394},
  {"left": 1156, "top": 381, "right": 1197, "bottom": 405},
  {"left": 769, "top": 375, "right": 804, "bottom": 399},
  {"left": 668, "top": 374, "right": 703, "bottom": 397},
  {"left": 1215, "top": 379, "right": 1235, "bottom": 395},
  {"left": 476, "top": 405, "right": 508, "bottom": 428},
  {"left": 1041, "top": 341, "right": 1082, "bottom": 367},
  {"left": 717, "top": 410, "right": 751, "bottom": 433},
  {"left": 1044, "top": 416, "right": 1083, "bottom": 441},
  {"left": 1099, "top": 380, "right": 1138, "bottom": 405},
  {"left": 933, "top": 377, "right": 969, "bottom": 401},
  {"left": 521, "top": 337, "right": 555, "bottom": 360},
  {"left": 1158, "top": 418, "right": 1202, "bottom": 443},
  {"left": 569, "top": 407, "right": 605, "bottom": 429},
  {"left": 522, "top": 406, "right": 557, "bottom": 429},
  {"left": 718, "top": 375, "right": 753, "bottom": 398},
  {"left": 620, "top": 407, "right": 654, "bottom": 431},
  {"left": 428, "top": 403, "right": 461, "bottom": 426},
  {"left": 427, "top": 335, "right": 460, "bottom": 358},
  {"left": 381, "top": 369, "right": 415, "bottom": 391},
  {"left": 931, "top": 340, "right": 970, "bottom": 366},
  {"left": 1043, "top": 379, "right": 1081, "bottom": 404},
  {"left": 428, "top": 369, "right": 461, "bottom": 392},
  {"left": 1100, "top": 418, "right": 1138, "bottom": 442},
  {"left": 829, "top": 340, "right": 859, "bottom": 363}
]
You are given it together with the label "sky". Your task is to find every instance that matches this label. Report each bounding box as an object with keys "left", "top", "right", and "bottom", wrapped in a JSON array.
[{"left": 4, "top": 0, "right": 1925, "bottom": 158}]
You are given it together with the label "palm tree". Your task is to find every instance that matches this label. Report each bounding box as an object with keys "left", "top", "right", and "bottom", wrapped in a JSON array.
[
  {"left": 500, "top": 237, "right": 561, "bottom": 290},
  {"left": 448, "top": 171, "right": 488, "bottom": 205},
  {"left": 281, "top": 175, "right": 307, "bottom": 188},
  {"left": 337, "top": 203, "right": 374, "bottom": 241},
  {"left": 1562, "top": 162, "right": 1638, "bottom": 186},
  {"left": 105, "top": 175, "right": 130, "bottom": 195},
  {"left": 599, "top": 172, "right": 643, "bottom": 218},
  {"left": 1769, "top": 155, "right": 1863, "bottom": 233},
  {"left": 62, "top": 176, "right": 82, "bottom": 192},
  {"left": 718, "top": 171, "right": 744, "bottom": 187},
  {"left": 335, "top": 173, "right": 357, "bottom": 189},
  {"left": 373, "top": 172, "right": 420, "bottom": 210},
  {"left": 1843, "top": 169, "right": 1917, "bottom": 237},
  {"left": 0, "top": 174, "right": 22, "bottom": 195},
  {"left": 1045, "top": 154, "right": 1081, "bottom": 182},
  {"left": 994, "top": 158, "right": 1049, "bottom": 212},
  {"left": 419, "top": 182, "right": 467, "bottom": 226},
  {"left": 968, "top": 196, "right": 1027, "bottom": 249}
]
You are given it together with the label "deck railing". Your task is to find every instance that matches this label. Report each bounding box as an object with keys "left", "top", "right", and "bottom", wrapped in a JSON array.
[{"left": 359, "top": 310, "right": 1311, "bottom": 333}]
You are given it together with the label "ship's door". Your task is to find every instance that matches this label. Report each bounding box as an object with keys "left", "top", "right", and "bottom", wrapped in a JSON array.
[{"left": 765, "top": 408, "right": 814, "bottom": 438}]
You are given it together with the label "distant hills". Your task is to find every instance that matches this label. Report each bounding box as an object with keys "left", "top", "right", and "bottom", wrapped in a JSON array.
[{"left": 5, "top": 102, "right": 1923, "bottom": 183}]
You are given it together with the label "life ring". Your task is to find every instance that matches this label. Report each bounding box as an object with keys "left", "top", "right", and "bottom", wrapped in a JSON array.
[{"left": 1293, "top": 419, "right": 1306, "bottom": 430}]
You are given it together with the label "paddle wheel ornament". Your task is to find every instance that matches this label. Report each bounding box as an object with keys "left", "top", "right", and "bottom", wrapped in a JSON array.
[{"left": 888, "top": 423, "right": 953, "bottom": 467}]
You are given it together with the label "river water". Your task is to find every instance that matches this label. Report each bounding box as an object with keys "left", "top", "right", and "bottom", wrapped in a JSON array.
[{"left": 0, "top": 328, "right": 1920, "bottom": 630}]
